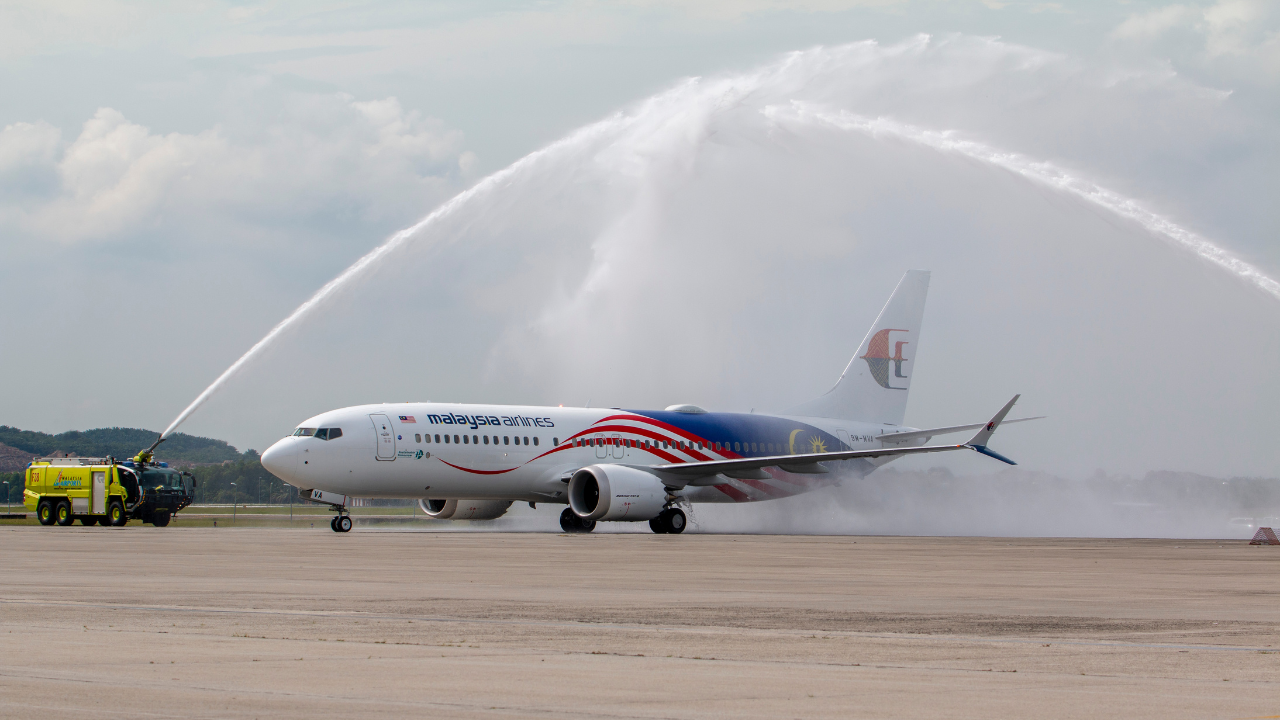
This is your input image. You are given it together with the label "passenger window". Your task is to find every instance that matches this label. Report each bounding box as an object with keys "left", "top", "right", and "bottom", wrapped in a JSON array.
[
  {"left": 554, "top": 437, "right": 559, "bottom": 445},
  {"left": 415, "top": 434, "right": 421, "bottom": 443},
  {"left": 444, "top": 435, "right": 450, "bottom": 443},
  {"left": 504, "top": 436, "right": 509, "bottom": 445},
  {"left": 734, "top": 442, "right": 740, "bottom": 452},
  {"left": 523, "top": 437, "right": 529, "bottom": 445},
  {"left": 434, "top": 434, "right": 440, "bottom": 443},
  {"left": 473, "top": 435, "right": 478, "bottom": 444},
  {"left": 483, "top": 436, "right": 489, "bottom": 445},
  {"left": 464, "top": 435, "right": 469, "bottom": 444},
  {"left": 533, "top": 437, "right": 539, "bottom": 446}
]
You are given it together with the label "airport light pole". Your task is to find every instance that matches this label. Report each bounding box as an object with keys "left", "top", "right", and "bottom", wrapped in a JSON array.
[
  {"left": 2, "top": 480, "right": 9, "bottom": 514},
  {"left": 230, "top": 482, "right": 237, "bottom": 525}
]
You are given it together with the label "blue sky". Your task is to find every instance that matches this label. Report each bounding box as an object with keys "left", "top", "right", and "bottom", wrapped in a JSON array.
[{"left": 1, "top": 1, "right": 1277, "bottom": 476}]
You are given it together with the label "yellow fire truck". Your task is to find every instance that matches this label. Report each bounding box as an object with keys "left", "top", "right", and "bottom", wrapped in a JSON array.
[{"left": 24, "top": 455, "right": 194, "bottom": 527}]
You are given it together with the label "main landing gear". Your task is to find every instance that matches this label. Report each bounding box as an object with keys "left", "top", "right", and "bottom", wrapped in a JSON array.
[
  {"left": 330, "top": 512, "right": 352, "bottom": 533},
  {"left": 559, "top": 508, "right": 596, "bottom": 533},
  {"left": 649, "top": 508, "right": 686, "bottom": 534}
]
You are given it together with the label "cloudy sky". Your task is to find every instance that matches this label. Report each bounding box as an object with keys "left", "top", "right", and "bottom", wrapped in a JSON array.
[{"left": 2, "top": 0, "right": 1277, "bottom": 478}]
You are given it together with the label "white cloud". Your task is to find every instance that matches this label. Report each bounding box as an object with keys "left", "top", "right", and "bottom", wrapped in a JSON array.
[
  {"left": 2, "top": 94, "right": 468, "bottom": 244},
  {"left": 0, "top": 121, "right": 61, "bottom": 176},
  {"left": 1112, "top": 5, "right": 1198, "bottom": 40},
  {"left": 1112, "top": 0, "right": 1279, "bottom": 71}
]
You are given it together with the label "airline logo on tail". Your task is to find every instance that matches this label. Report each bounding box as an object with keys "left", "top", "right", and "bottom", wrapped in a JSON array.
[{"left": 860, "top": 328, "right": 910, "bottom": 390}]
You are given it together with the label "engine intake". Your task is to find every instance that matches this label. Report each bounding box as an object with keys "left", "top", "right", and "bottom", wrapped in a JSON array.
[
  {"left": 417, "top": 498, "right": 512, "bottom": 520},
  {"left": 568, "top": 465, "right": 667, "bottom": 522}
]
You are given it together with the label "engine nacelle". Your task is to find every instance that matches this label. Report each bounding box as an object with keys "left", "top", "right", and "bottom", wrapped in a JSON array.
[
  {"left": 417, "top": 498, "right": 513, "bottom": 520},
  {"left": 568, "top": 465, "right": 667, "bottom": 522}
]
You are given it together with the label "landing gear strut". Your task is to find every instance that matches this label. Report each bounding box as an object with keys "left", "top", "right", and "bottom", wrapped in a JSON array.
[
  {"left": 559, "top": 508, "right": 596, "bottom": 533},
  {"left": 649, "top": 508, "right": 687, "bottom": 534}
]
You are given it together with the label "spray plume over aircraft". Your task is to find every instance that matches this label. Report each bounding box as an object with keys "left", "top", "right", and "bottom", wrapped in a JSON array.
[{"left": 260, "top": 270, "right": 1038, "bottom": 533}]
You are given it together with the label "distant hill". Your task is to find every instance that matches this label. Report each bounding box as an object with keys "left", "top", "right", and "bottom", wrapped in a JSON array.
[{"left": 0, "top": 426, "right": 245, "bottom": 466}]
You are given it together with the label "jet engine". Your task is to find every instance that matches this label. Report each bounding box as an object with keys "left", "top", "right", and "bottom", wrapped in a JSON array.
[
  {"left": 417, "top": 498, "right": 513, "bottom": 520},
  {"left": 568, "top": 465, "right": 668, "bottom": 522}
]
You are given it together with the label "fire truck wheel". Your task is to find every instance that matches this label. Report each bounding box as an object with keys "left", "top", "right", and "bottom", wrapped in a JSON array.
[
  {"left": 79, "top": 517, "right": 96, "bottom": 526},
  {"left": 152, "top": 512, "right": 171, "bottom": 528},
  {"left": 55, "top": 500, "right": 74, "bottom": 526},
  {"left": 108, "top": 502, "right": 127, "bottom": 527},
  {"left": 37, "top": 500, "right": 55, "bottom": 526}
]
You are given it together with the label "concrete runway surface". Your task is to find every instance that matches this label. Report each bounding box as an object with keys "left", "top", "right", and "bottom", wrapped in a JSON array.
[{"left": 1, "top": 526, "right": 1278, "bottom": 719}]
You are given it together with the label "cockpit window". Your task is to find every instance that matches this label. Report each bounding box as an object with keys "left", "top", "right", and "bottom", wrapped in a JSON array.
[
  {"left": 310, "top": 428, "right": 343, "bottom": 440},
  {"left": 293, "top": 428, "right": 316, "bottom": 437},
  {"left": 327, "top": 428, "right": 342, "bottom": 440}
]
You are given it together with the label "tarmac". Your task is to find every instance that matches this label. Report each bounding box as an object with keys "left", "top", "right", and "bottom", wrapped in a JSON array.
[{"left": 1, "top": 525, "right": 1278, "bottom": 719}]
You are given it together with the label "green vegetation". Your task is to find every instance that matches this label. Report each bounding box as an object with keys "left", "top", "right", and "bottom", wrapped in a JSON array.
[
  {"left": 187, "top": 452, "right": 300, "bottom": 505},
  {"left": 0, "top": 425, "right": 243, "bottom": 464}
]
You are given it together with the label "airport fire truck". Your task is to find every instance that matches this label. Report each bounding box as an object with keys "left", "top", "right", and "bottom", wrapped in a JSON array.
[{"left": 24, "top": 451, "right": 195, "bottom": 527}]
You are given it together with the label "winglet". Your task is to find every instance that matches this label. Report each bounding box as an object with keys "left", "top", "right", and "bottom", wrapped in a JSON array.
[{"left": 964, "top": 394, "right": 1020, "bottom": 465}]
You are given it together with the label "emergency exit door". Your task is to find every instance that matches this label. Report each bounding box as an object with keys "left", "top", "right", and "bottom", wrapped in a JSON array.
[
  {"left": 370, "top": 414, "right": 396, "bottom": 460},
  {"left": 91, "top": 471, "right": 106, "bottom": 514}
]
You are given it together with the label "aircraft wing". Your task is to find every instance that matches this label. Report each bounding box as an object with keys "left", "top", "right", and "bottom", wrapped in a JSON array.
[
  {"left": 876, "top": 416, "right": 1044, "bottom": 445},
  {"left": 652, "top": 395, "right": 1024, "bottom": 484}
]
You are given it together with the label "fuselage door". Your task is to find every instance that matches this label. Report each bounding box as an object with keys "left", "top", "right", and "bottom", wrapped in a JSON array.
[
  {"left": 91, "top": 471, "right": 106, "bottom": 514},
  {"left": 370, "top": 414, "right": 396, "bottom": 461},
  {"left": 611, "top": 433, "right": 625, "bottom": 460},
  {"left": 836, "top": 429, "right": 853, "bottom": 449},
  {"left": 594, "top": 433, "right": 607, "bottom": 459}
]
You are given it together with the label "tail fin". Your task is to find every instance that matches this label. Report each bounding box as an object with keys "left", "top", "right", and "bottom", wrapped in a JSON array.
[{"left": 790, "top": 269, "right": 930, "bottom": 425}]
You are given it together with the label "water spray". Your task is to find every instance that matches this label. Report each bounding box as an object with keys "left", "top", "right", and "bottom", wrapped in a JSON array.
[
  {"left": 763, "top": 102, "right": 1280, "bottom": 302},
  {"left": 151, "top": 42, "right": 1280, "bottom": 447}
]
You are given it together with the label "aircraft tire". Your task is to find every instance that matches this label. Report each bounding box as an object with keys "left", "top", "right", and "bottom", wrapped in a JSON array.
[
  {"left": 55, "top": 500, "right": 74, "bottom": 526},
  {"left": 665, "top": 509, "right": 687, "bottom": 534},
  {"left": 330, "top": 516, "right": 340, "bottom": 532},
  {"left": 560, "top": 508, "right": 595, "bottom": 533},
  {"left": 559, "top": 508, "right": 579, "bottom": 533},
  {"left": 37, "top": 500, "right": 55, "bottom": 526},
  {"left": 649, "top": 516, "right": 668, "bottom": 534},
  {"left": 337, "top": 516, "right": 353, "bottom": 532}
]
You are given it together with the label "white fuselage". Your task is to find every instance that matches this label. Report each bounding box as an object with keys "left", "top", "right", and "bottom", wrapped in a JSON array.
[{"left": 260, "top": 403, "right": 909, "bottom": 505}]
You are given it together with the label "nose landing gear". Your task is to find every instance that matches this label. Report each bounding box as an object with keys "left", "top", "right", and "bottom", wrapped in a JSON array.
[{"left": 330, "top": 513, "right": 352, "bottom": 533}]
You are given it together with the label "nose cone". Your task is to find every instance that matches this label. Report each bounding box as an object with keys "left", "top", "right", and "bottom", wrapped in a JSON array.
[{"left": 261, "top": 438, "right": 298, "bottom": 482}]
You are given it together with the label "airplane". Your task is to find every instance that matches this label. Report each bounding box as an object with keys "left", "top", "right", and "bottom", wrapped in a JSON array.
[{"left": 260, "top": 270, "right": 1037, "bottom": 534}]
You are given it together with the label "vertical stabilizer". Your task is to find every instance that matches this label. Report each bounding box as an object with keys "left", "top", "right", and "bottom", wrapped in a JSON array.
[{"left": 791, "top": 270, "right": 930, "bottom": 425}]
